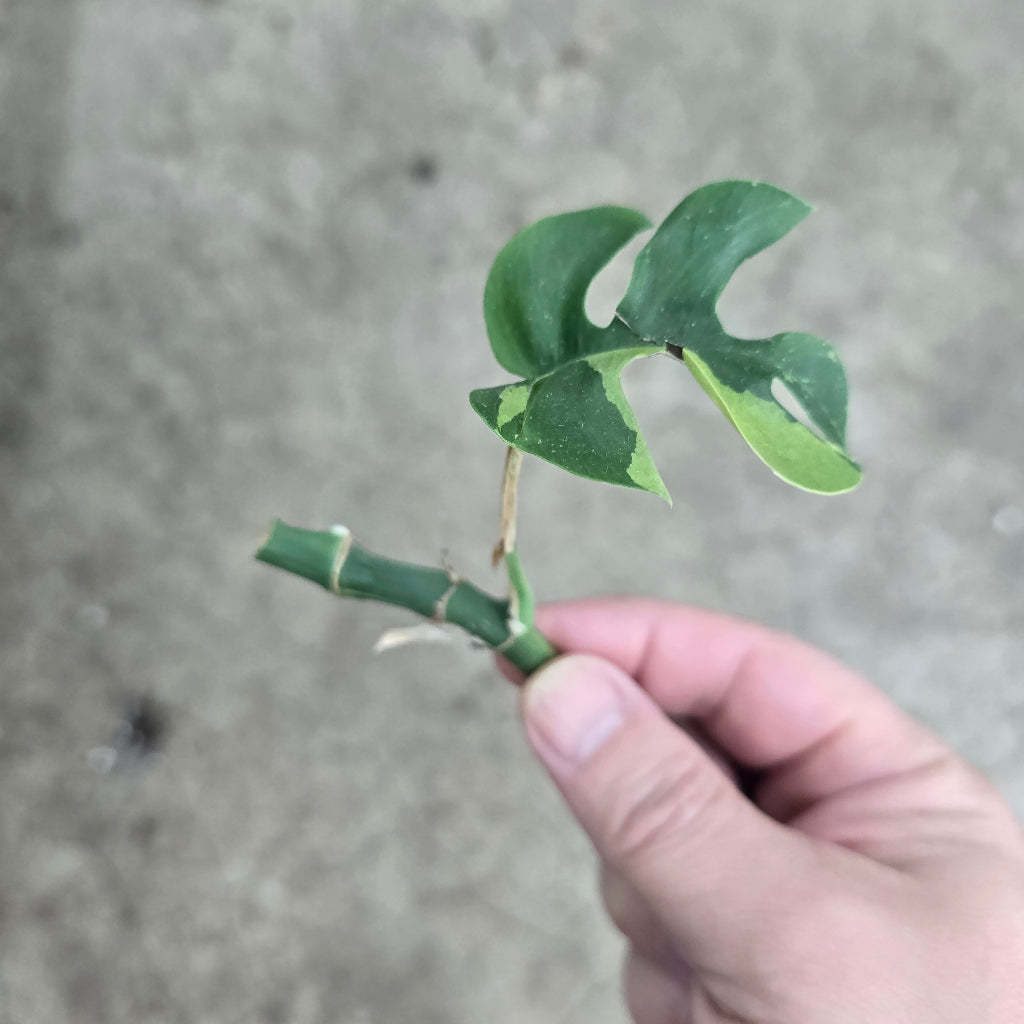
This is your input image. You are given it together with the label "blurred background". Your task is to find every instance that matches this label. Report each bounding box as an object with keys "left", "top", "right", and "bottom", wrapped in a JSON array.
[{"left": 1, "top": 0, "right": 1022, "bottom": 1021}]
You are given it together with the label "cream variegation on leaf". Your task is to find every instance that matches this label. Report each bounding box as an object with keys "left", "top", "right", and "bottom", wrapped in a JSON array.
[{"left": 470, "top": 181, "right": 861, "bottom": 499}]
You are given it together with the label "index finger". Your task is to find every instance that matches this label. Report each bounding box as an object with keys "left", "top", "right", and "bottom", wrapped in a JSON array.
[{"left": 531, "top": 597, "right": 951, "bottom": 819}]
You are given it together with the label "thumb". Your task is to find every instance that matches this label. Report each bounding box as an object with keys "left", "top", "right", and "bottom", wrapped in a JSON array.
[{"left": 522, "top": 654, "right": 825, "bottom": 970}]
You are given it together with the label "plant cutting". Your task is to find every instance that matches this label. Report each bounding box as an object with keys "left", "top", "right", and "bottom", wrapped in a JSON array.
[{"left": 256, "top": 180, "right": 860, "bottom": 674}]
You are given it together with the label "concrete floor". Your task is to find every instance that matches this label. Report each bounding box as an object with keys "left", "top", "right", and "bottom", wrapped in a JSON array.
[{"left": 1, "top": 0, "right": 1022, "bottom": 1021}]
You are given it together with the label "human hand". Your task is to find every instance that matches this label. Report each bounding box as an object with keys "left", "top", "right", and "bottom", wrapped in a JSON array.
[{"left": 516, "top": 599, "right": 1024, "bottom": 1023}]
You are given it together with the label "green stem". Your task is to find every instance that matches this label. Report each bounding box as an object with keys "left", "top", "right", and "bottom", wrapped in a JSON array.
[
  {"left": 504, "top": 548, "right": 535, "bottom": 627},
  {"left": 255, "top": 520, "right": 557, "bottom": 676}
]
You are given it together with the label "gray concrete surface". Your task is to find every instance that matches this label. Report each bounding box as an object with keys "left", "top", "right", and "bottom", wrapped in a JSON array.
[{"left": 1, "top": 0, "right": 1022, "bottom": 1021}]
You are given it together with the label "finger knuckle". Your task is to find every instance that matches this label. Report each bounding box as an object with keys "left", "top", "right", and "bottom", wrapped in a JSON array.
[{"left": 601, "top": 752, "right": 726, "bottom": 867}]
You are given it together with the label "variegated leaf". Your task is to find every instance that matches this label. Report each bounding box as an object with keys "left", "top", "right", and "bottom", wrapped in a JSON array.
[
  {"left": 470, "top": 344, "right": 669, "bottom": 501},
  {"left": 472, "top": 181, "right": 861, "bottom": 498}
]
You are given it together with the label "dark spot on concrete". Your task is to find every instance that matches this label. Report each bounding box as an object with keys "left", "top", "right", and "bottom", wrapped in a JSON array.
[
  {"left": 0, "top": 320, "right": 50, "bottom": 456},
  {"left": 64, "top": 552, "right": 99, "bottom": 589},
  {"left": 24, "top": 697, "right": 60, "bottom": 733},
  {"left": 116, "top": 694, "right": 170, "bottom": 760},
  {"left": 132, "top": 379, "right": 164, "bottom": 410},
  {"left": 408, "top": 153, "right": 440, "bottom": 184},
  {"left": 472, "top": 24, "right": 496, "bottom": 65},
  {"left": 64, "top": 963, "right": 110, "bottom": 1023},
  {"left": 33, "top": 896, "right": 59, "bottom": 923},
  {"left": 130, "top": 815, "right": 160, "bottom": 849},
  {"left": 267, "top": 8, "right": 294, "bottom": 35},
  {"left": 447, "top": 692, "right": 478, "bottom": 719},
  {"left": 260, "top": 995, "right": 289, "bottom": 1024},
  {"left": 155, "top": 408, "right": 185, "bottom": 446},
  {"left": 115, "top": 892, "right": 141, "bottom": 929},
  {"left": 43, "top": 218, "right": 81, "bottom": 249},
  {"left": 558, "top": 43, "right": 586, "bottom": 68},
  {"left": 0, "top": 403, "right": 31, "bottom": 451}
]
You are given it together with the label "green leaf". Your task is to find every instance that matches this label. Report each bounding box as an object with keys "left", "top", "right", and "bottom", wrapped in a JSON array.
[
  {"left": 475, "top": 206, "right": 667, "bottom": 498},
  {"left": 684, "top": 348, "right": 861, "bottom": 494},
  {"left": 483, "top": 206, "right": 652, "bottom": 378},
  {"left": 472, "top": 181, "right": 861, "bottom": 498},
  {"left": 617, "top": 180, "right": 860, "bottom": 494},
  {"left": 470, "top": 343, "right": 669, "bottom": 501}
]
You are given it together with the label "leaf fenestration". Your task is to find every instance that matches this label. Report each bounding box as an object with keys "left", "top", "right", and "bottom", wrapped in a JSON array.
[
  {"left": 483, "top": 206, "right": 653, "bottom": 378},
  {"left": 472, "top": 181, "right": 861, "bottom": 498}
]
